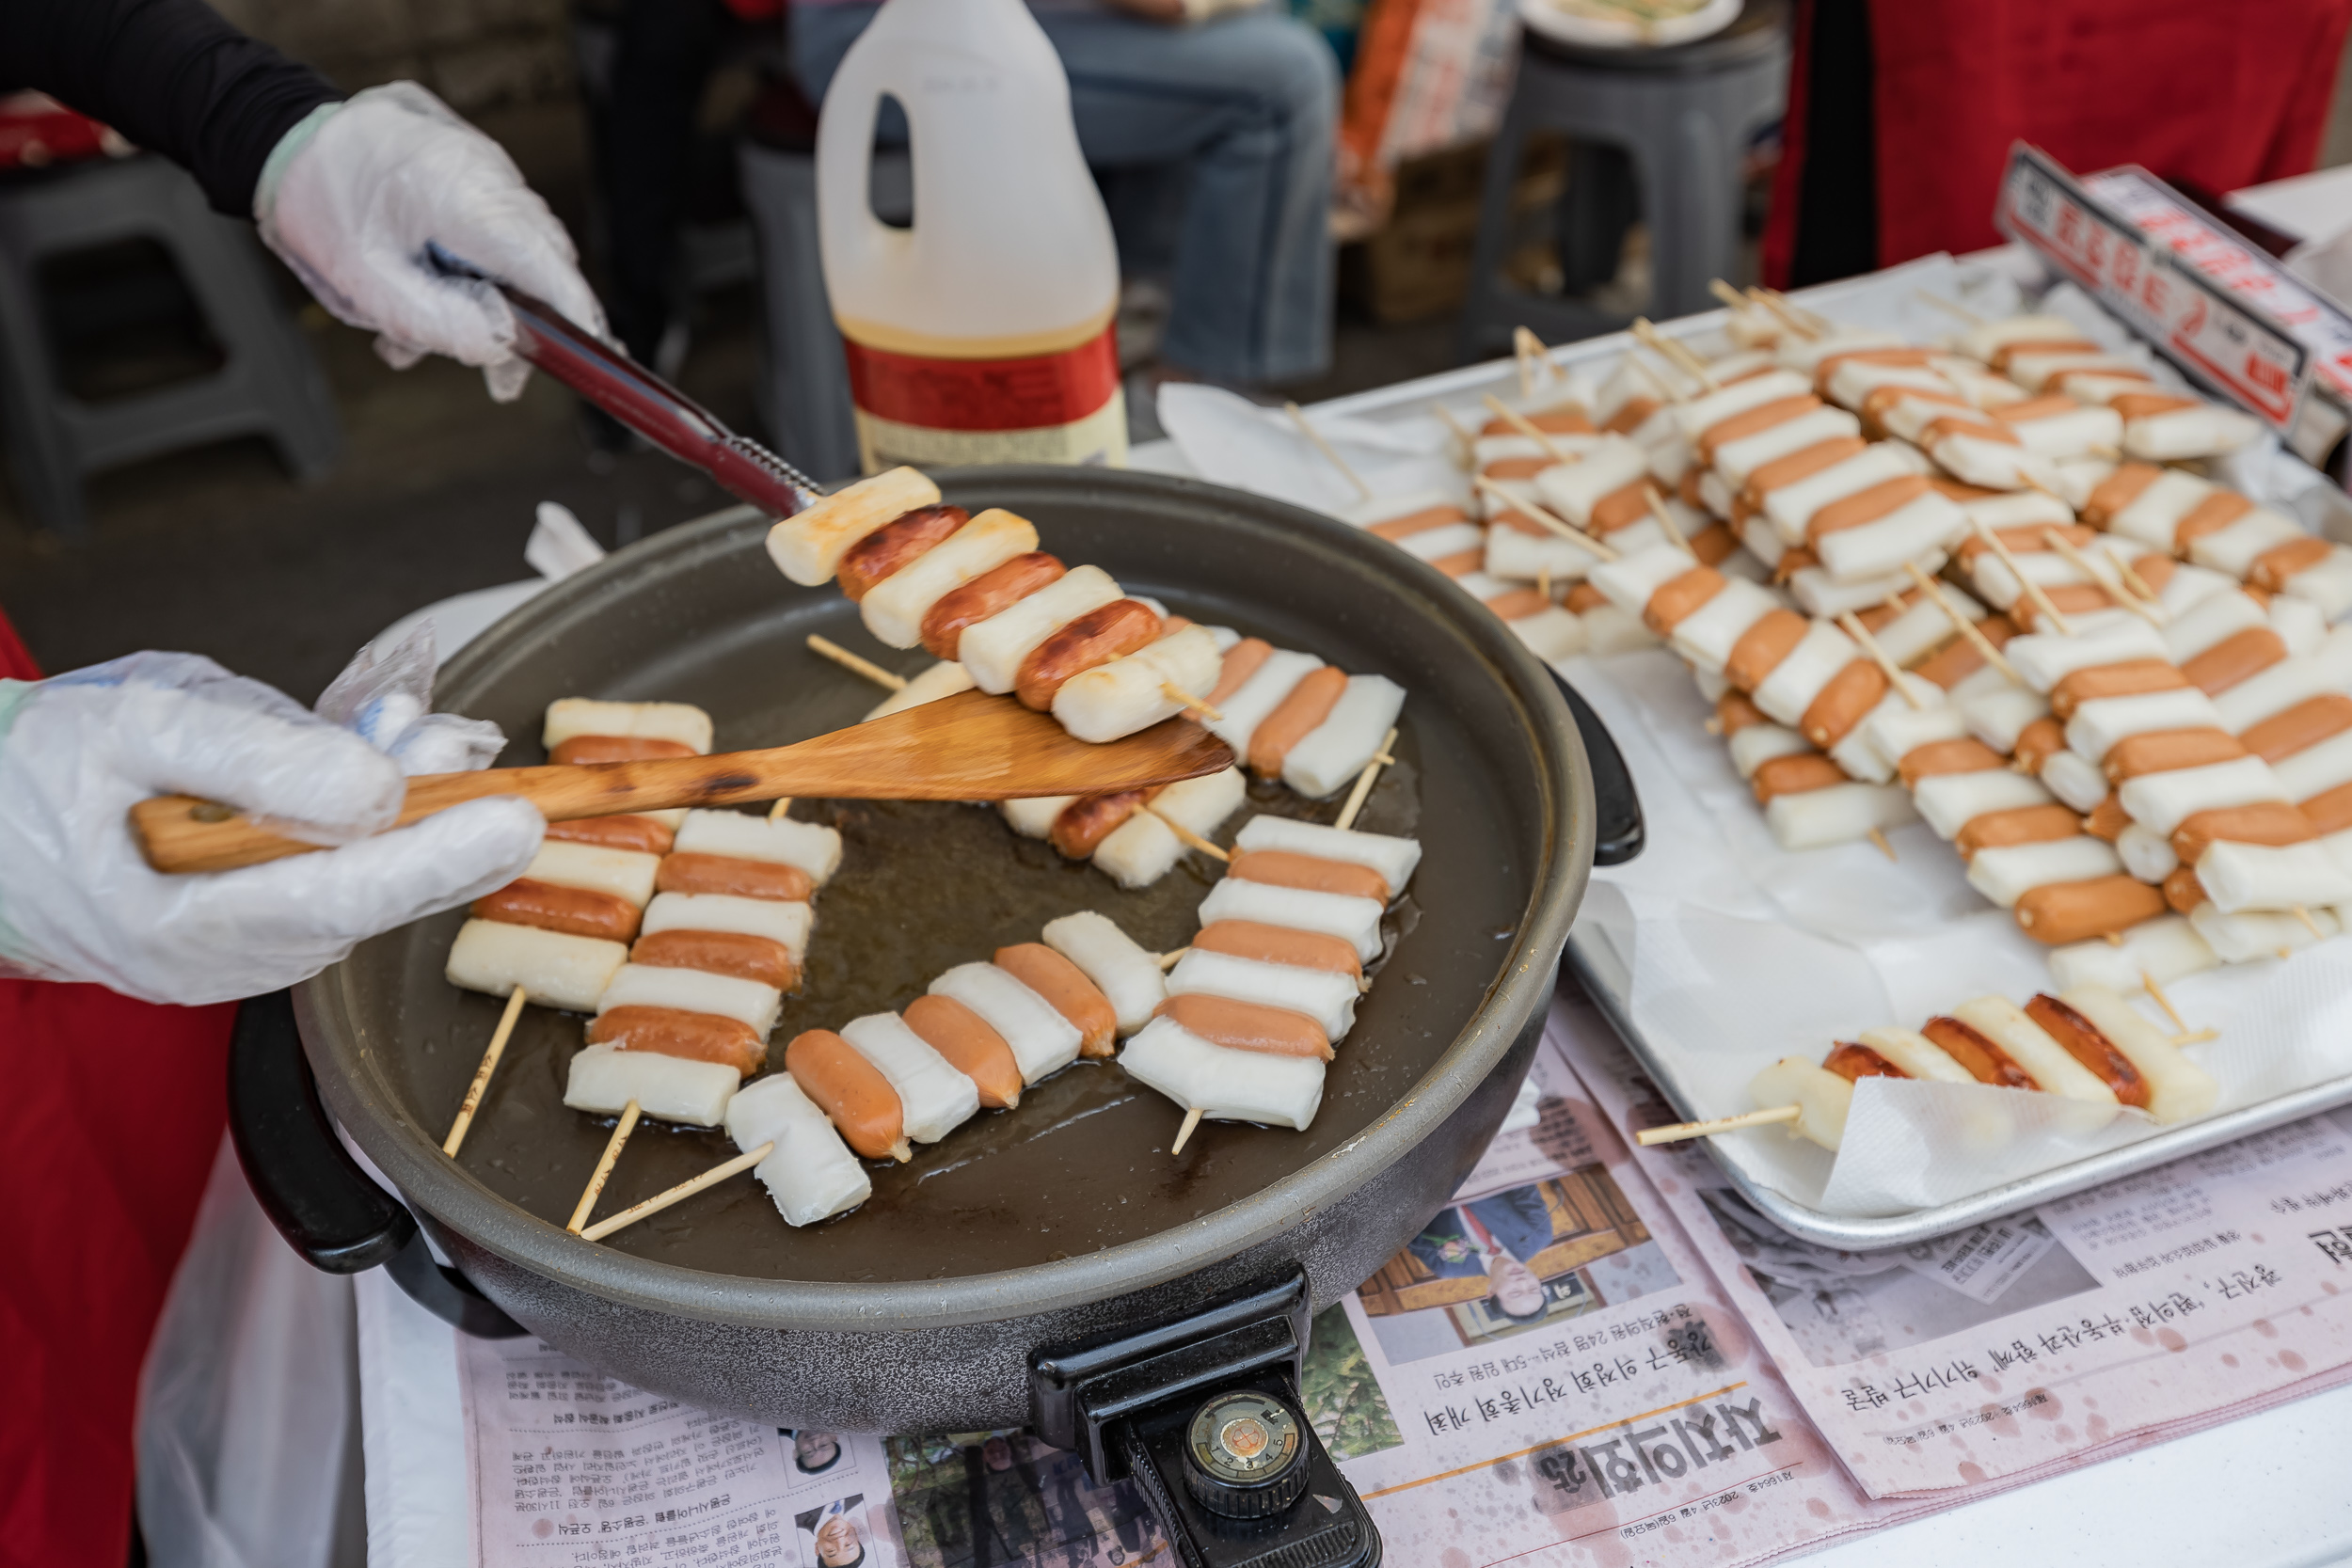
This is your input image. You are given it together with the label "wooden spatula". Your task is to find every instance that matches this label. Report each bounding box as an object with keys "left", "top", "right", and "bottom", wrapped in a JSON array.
[{"left": 132, "top": 689, "right": 1233, "bottom": 875}]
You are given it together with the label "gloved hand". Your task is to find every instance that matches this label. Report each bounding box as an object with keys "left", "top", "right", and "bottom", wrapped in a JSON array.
[
  {"left": 256, "top": 82, "right": 607, "bottom": 404},
  {"left": 0, "top": 650, "right": 543, "bottom": 1006}
]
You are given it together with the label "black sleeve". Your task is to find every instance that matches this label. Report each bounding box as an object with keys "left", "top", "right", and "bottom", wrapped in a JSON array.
[{"left": 0, "top": 0, "right": 341, "bottom": 216}]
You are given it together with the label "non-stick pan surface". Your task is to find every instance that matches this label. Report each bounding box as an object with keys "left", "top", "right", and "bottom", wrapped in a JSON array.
[{"left": 300, "top": 467, "right": 1588, "bottom": 1328}]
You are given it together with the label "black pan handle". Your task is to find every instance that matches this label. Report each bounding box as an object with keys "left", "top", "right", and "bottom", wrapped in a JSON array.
[
  {"left": 230, "top": 991, "right": 525, "bottom": 1337},
  {"left": 1549, "top": 668, "right": 1644, "bottom": 866}
]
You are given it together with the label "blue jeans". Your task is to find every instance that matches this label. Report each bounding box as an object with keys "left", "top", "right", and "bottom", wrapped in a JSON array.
[{"left": 792, "top": 6, "right": 1338, "bottom": 386}]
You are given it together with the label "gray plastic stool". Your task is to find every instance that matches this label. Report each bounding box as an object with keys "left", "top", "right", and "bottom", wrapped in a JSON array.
[
  {"left": 0, "top": 154, "right": 339, "bottom": 539},
  {"left": 737, "top": 140, "right": 910, "bottom": 485},
  {"left": 1457, "top": 3, "right": 1788, "bottom": 359}
]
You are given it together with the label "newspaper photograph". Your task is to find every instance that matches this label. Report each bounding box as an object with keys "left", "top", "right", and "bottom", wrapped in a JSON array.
[{"left": 1557, "top": 982, "right": 2352, "bottom": 1497}]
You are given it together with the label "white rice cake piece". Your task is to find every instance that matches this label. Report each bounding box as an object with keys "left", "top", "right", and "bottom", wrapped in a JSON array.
[
  {"left": 1093, "top": 768, "right": 1247, "bottom": 889},
  {"left": 1233, "top": 816, "right": 1422, "bottom": 890},
  {"left": 1668, "top": 578, "right": 1780, "bottom": 675},
  {"left": 1764, "top": 781, "right": 1916, "bottom": 850},
  {"left": 866, "top": 659, "right": 976, "bottom": 721},
  {"left": 1956, "top": 684, "right": 2048, "bottom": 755},
  {"left": 1197, "top": 879, "right": 1386, "bottom": 963},
  {"left": 723, "top": 1072, "right": 869, "bottom": 1226},
  {"left": 1729, "top": 722, "right": 1810, "bottom": 780},
  {"left": 930, "top": 961, "right": 1083, "bottom": 1083},
  {"left": 1815, "top": 493, "right": 1969, "bottom": 582},
  {"left": 1284, "top": 675, "right": 1406, "bottom": 800},
  {"left": 2214, "top": 644, "right": 2352, "bottom": 734},
  {"left": 1342, "top": 487, "right": 1465, "bottom": 528},
  {"left": 2046, "top": 913, "right": 2217, "bottom": 993},
  {"left": 1955, "top": 314, "right": 2083, "bottom": 361},
  {"left": 1119, "top": 1017, "right": 1325, "bottom": 1131},
  {"left": 1778, "top": 327, "right": 1905, "bottom": 373},
  {"left": 859, "top": 507, "right": 1039, "bottom": 649},
  {"left": 1871, "top": 590, "right": 1984, "bottom": 669},
  {"left": 1531, "top": 437, "right": 1651, "bottom": 528},
  {"left": 2162, "top": 590, "right": 2268, "bottom": 665},
  {"left": 1854, "top": 1027, "right": 1978, "bottom": 1084},
  {"left": 1761, "top": 446, "right": 1917, "bottom": 546},
  {"left": 2106, "top": 469, "right": 2215, "bottom": 551},
  {"left": 1963, "top": 491, "right": 2074, "bottom": 531},
  {"left": 2187, "top": 509, "right": 2308, "bottom": 579},
  {"left": 2125, "top": 404, "right": 2262, "bottom": 461},
  {"left": 2272, "top": 594, "right": 2328, "bottom": 658},
  {"left": 1788, "top": 554, "right": 1949, "bottom": 619},
  {"left": 1675, "top": 369, "right": 1812, "bottom": 441},
  {"left": 1747, "top": 1057, "right": 1851, "bottom": 1150},
  {"left": 2117, "top": 823, "right": 2180, "bottom": 882},
  {"left": 1823, "top": 358, "right": 1951, "bottom": 410},
  {"left": 2197, "top": 840, "right": 2352, "bottom": 914},
  {"left": 1167, "top": 951, "right": 1358, "bottom": 1041},
  {"left": 1713, "top": 406, "right": 1864, "bottom": 486},
  {"left": 1053, "top": 623, "right": 1223, "bottom": 744},
  {"left": 675, "top": 810, "right": 844, "bottom": 886},
  {"left": 2007, "top": 404, "right": 2122, "bottom": 458},
  {"left": 1001, "top": 795, "right": 1077, "bottom": 839},
  {"left": 2279, "top": 546, "right": 2352, "bottom": 620},
  {"left": 959, "top": 564, "right": 1124, "bottom": 694},
  {"left": 1505, "top": 606, "right": 1587, "bottom": 661},
  {"left": 1391, "top": 522, "right": 1486, "bottom": 562},
  {"left": 2065, "top": 689, "right": 2227, "bottom": 764},
  {"left": 1204, "top": 648, "right": 1322, "bottom": 758},
  {"left": 2190, "top": 900, "right": 2339, "bottom": 963},
  {"left": 596, "top": 963, "right": 782, "bottom": 1037},
  {"left": 1951, "top": 996, "right": 2115, "bottom": 1103},
  {"left": 521, "top": 839, "right": 661, "bottom": 907},
  {"left": 1587, "top": 541, "right": 1701, "bottom": 617},
  {"left": 2006, "top": 620, "right": 2169, "bottom": 692},
  {"left": 1580, "top": 604, "right": 1659, "bottom": 655},
  {"left": 641, "top": 893, "right": 812, "bottom": 959},
  {"left": 564, "top": 1042, "right": 739, "bottom": 1127},
  {"left": 543, "top": 698, "right": 712, "bottom": 755},
  {"left": 2059, "top": 986, "right": 2219, "bottom": 1124},
  {"left": 1043, "top": 911, "right": 1167, "bottom": 1036},
  {"left": 765, "top": 466, "right": 939, "bottom": 585},
  {"left": 446, "top": 918, "right": 626, "bottom": 1013},
  {"left": 2277, "top": 728, "right": 2352, "bottom": 801},
  {"left": 1483, "top": 524, "right": 1609, "bottom": 583},
  {"left": 1914, "top": 769, "right": 2053, "bottom": 839},
  {"left": 1752, "top": 619, "right": 1858, "bottom": 727},
  {"left": 1862, "top": 703, "right": 1968, "bottom": 774},
  {"left": 839, "top": 1012, "right": 980, "bottom": 1144},
  {"left": 1931, "top": 431, "right": 2059, "bottom": 493},
  {"left": 2118, "top": 756, "right": 2288, "bottom": 836},
  {"left": 1965, "top": 836, "right": 2122, "bottom": 907},
  {"left": 2041, "top": 749, "right": 2110, "bottom": 813}
]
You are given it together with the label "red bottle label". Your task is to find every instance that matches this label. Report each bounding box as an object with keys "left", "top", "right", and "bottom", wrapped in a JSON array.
[{"left": 842, "top": 325, "right": 1121, "bottom": 432}]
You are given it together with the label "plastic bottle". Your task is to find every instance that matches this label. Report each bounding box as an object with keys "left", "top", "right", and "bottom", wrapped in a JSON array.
[{"left": 816, "top": 0, "right": 1126, "bottom": 472}]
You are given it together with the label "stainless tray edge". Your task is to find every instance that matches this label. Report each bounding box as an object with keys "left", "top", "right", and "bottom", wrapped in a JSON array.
[{"left": 1565, "top": 925, "right": 2352, "bottom": 1251}]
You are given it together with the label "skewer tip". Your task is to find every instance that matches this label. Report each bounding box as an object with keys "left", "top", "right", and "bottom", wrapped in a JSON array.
[{"left": 1170, "top": 1106, "right": 1205, "bottom": 1156}]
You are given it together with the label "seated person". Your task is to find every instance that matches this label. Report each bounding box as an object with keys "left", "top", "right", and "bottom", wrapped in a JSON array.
[{"left": 789, "top": 0, "right": 1339, "bottom": 389}]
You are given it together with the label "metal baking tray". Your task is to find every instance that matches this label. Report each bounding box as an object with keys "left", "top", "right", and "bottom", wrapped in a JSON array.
[{"left": 1565, "top": 919, "right": 2352, "bottom": 1250}]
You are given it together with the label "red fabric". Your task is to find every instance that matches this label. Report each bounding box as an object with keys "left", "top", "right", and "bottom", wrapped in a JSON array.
[
  {"left": 1756, "top": 0, "right": 1816, "bottom": 289},
  {"left": 718, "top": 0, "right": 783, "bottom": 20},
  {"left": 0, "top": 617, "right": 238, "bottom": 1568},
  {"left": 1867, "top": 0, "right": 2352, "bottom": 266}
]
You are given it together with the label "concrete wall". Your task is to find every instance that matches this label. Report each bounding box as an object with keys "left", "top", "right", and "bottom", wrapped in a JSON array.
[{"left": 208, "top": 0, "right": 577, "bottom": 117}]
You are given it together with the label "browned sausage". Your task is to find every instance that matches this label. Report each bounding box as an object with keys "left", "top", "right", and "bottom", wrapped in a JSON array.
[
  {"left": 1953, "top": 803, "right": 2084, "bottom": 860},
  {"left": 1642, "top": 566, "right": 1727, "bottom": 635},
  {"left": 1716, "top": 690, "right": 1770, "bottom": 736},
  {"left": 1808, "top": 475, "right": 1931, "bottom": 542},
  {"left": 836, "top": 504, "right": 970, "bottom": 601},
  {"left": 2013, "top": 718, "right": 2068, "bottom": 775},
  {"left": 1484, "top": 588, "right": 1551, "bottom": 620},
  {"left": 2048, "top": 659, "right": 2188, "bottom": 720},
  {"left": 1800, "top": 659, "right": 1888, "bottom": 748},
  {"left": 784, "top": 1029, "right": 908, "bottom": 1160},
  {"left": 1192, "top": 919, "right": 1361, "bottom": 979},
  {"left": 1228, "top": 848, "right": 1390, "bottom": 903},
  {"left": 1602, "top": 395, "right": 1660, "bottom": 435},
  {"left": 1565, "top": 582, "right": 1611, "bottom": 613},
  {"left": 472, "top": 879, "right": 640, "bottom": 942},
  {"left": 1429, "top": 547, "right": 1484, "bottom": 578},
  {"left": 1696, "top": 394, "right": 1820, "bottom": 460},
  {"left": 1369, "top": 505, "right": 1469, "bottom": 542},
  {"left": 2130, "top": 554, "right": 2177, "bottom": 595},
  {"left": 2182, "top": 627, "right": 2288, "bottom": 695},
  {"left": 2010, "top": 875, "right": 2166, "bottom": 945},
  {"left": 1823, "top": 1041, "right": 1906, "bottom": 1082},
  {"left": 2026, "top": 995, "right": 2152, "bottom": 1109},
  {"left": 1751, "top": 753, "right": 1848, "bottom": 803},
  {"left": 1897, "top": 737, "right": 2008, "bottom": 785},
  {"left": 1955, "top": 524, "right": 2095, "bottom": 568},
  {"left": 1588, "top": 483, "right": 1655, "bottom": 534},
  {"left": 2305, "top": 780, "right": 2352, "bottom": 834},
  {"left": 1247, "top": 666, "right": 1348, "bottom": 777},
  {"left": 1013, "top": 598, "right": 1164, "bottom": 710},
  {"left": 1482, "top": 455, "right": 1550, "bottom": 482},
  {"left": 2024, "top": 585, "right": 2119, "bottom": 630},
  {"left": 919, "top": 551, "right": 1067, "bottom": 660},
  {"left": 545, "top": 814, "right": 677, "bottom": 855},
  {"left": 1689, "top": 522, "right": 1740, "bottom": 566},
  {"left": 550, "top": 734, "right": 697, "bottom": 765},
  {"left": 2242, "top": 693, "right": 2352, "bottom": 763},
  {"left": 1208, "top": 637, "right": 1273, "bottom": 705},
  {"left": 1921, "top": 1016, "right": 2039, "bottom": 1089},
  {"left": 2162, "top": 866, "right": 2207, "bottom": 915},
  {"left": 1987, "top": 338, "right": 2098, "bottom": 371},
  {"left": 629, "top": 928, "right": 800, "bottom": 990},
  {"left": 2171, "top": 492, "right": 2252, "bottom": 548},
  {"left": 993, "top": 943, "right": 1118, "bottom": 1058},
  {"left": 1724, "top": 608, "right": 1809, "bottom": 692},
  {"left": 587, "top": 1006, "right": 763, "bottom": 1075},
  {"left": 1743, "top": 436, "right": 1867, "bottom": 505},
  {"left": 2083, "top": 793, "right": 2130, "bottom": 842},
  {"left": 654, "top": 853, "right": 814, "bottom": 903},
  {"left": 1154, "top": 994, "right": 1331, "bottom": 1061},
  {"left": 1481, "top": 406, "right": 1593, "bottom": 436},
  {"left": 1049, "top": 791, "right": 1146, "bottom": 859},
  {"left": 2169, "top": 801, "right": 2319, "bottom": 863},
  {"left": 2079, "top": 463, "right": 2162, "bottom": 529},
  {"left": 2249, "top": 535, "right": 2332, "bottom": 592},
  {"left": 2104, "top": 728, "right": 2246, "bottom": 783},
  {"left": 901, "top": 994, "right": 1022, "bottom": 1108}
]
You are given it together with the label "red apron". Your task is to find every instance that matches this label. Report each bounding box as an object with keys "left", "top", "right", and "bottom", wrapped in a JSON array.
[
  {"left": 0, "top": 611, "right": 238, "bottom": 1568},
  {"left": 1765, "top": 0, "right": 2352, "bottom": 282}
]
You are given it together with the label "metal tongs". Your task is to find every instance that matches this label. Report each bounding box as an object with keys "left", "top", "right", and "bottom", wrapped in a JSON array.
[{"left": 429, "top": 244, "right": 819, "bottom": 517}]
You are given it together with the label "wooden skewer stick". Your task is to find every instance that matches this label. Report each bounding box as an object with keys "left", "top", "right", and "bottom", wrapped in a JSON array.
[
  {"left": 2111, "top": 552, "right": 2166, "bottom": 609},
  {"left": 1481, "top": 395, "right": 1583, "bottom": 467},
  {"left": 1837, "top": 612, "right": 1927, "bottom": 710},
  {"left": 1170, "top": 1107, "right": 1205, "bottom": 1156},
  {"left": 1164, "top": 684, "right": 1224, "bottom": 722},
  {"left": 1637, "top": 1102, "right": 1802, "bottom": 1147},
  {"left": 1333, "top": 726, "right": 1400, "bottom": 832},
  {"left": 1473, "top": 478, "right": 1619, "bottom": 562},
  {"left": 1514, "top": 325, "right": 1555, "bottom": 401},
  {"left": 2173, "top": 1027, "right": 2221, "bottom": 1046},
  {"left": 567, "top": 1100, "right": 642, "bottom": 1234},
  {"left": 1537, "top": 564, "right": 1553, "bottom": 603},
  {"left": 769, "top": 797, "right": 794, "bottom": 821},
  {"left": 1432, "top": 402, "right": 1477, "bottom": 469},
  {"left": 1745, "top": 287, "right": 1821, "bottom": 341},
  {"left": 1631, "top": 319, "right": 1717, "bottom": 388},
  {"left": 1284, "top": 402, "right": 1373, "bottom": 502},
  {"left": 444, "top": 987, "right": 528, "bottom": 1158},
  {"left": 1642, "top": 484, "right": 1688, "bottom": 551},
  {"left": 806, "top": 633, "right": 907, "bottom": 691},
  {"left": 2140, "top": 970, "right": 2188, "bottom": 1033},
  {"left": 1708, "top": 278, "right": 1750, "bottom": 313},
  {"left": 2104, "top": 931, "right": 2126, "bottom": 946},
  {"left": 579, "top": 1142, "right": 773, "bottom": 1243},
  {"left": 2296, "top": 905, "right": 2326, "bottom": 939},
  {"left": 1623, "top": 352, "right": 1688, "bottom": 404},
  {"left": 1757, "top": 287, "right": 1833, "bottom": 337},
  {"left": 1867, "top": 827, "right": 1899, "bottom": 862},
  {"left": 1903, "top": 562, "right": 2022, "bottom": 685},
  {"left": 2040, "top": 529, "right": 2163, "bottom": 626},
  {"left": 1151, "top": 809, "right": 1229, "bottom": 862},
  {"left": 1970, "top": 520, "right": 2075, "bottom": 636},
  {"left": 1156, "top": 947, "right": 1189, "bottom": 970},
  {"left": 1915, "top": 290, "right": 1986, "bottom": 326}
]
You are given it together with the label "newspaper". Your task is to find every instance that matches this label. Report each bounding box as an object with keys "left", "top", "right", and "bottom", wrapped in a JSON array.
[
  {"left": 1557, "top": 984, "right": 2352, "bottom": 1498},
  {"left": 450, "top": 992, "right": 2352, "bottom": 1567}
]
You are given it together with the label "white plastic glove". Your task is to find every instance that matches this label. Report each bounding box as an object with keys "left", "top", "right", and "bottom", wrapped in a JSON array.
[
  {"left": 0, "top": 650, "right": 543, "bottom": 1006},
  {"left": 256, "top": 82, "right": 607, "bottom": 404}
]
